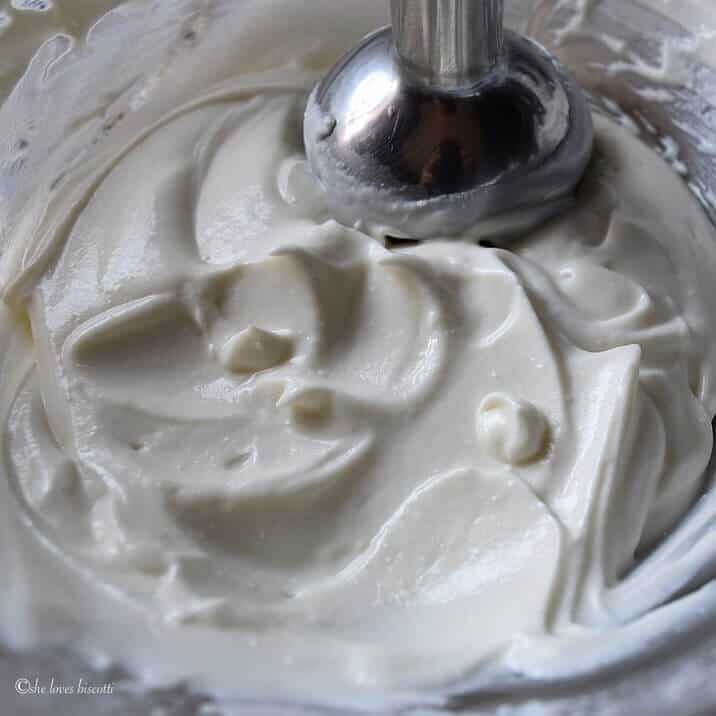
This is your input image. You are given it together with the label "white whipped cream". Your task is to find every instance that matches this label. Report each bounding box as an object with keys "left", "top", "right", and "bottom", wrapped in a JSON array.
[{"left": 2, "top": 1, "right": 716, "bottom": 713}]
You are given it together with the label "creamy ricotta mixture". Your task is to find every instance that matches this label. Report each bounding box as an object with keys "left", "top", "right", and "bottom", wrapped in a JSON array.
[{"left": 2, "top": 1, "right": 716, "bottom": 712}]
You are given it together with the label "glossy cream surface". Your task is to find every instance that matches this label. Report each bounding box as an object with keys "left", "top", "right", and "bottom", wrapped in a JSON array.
[{"left": 2, "top": 1, "right": 716, "bottom": 712}]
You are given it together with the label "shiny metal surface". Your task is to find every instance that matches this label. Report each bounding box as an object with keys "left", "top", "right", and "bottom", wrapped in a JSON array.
[
  {"left": 303, "top": 0, "right": 594, "bottom": 239},
  {"left": 391, "top": 0, "right": 504, "bottom": 90}
]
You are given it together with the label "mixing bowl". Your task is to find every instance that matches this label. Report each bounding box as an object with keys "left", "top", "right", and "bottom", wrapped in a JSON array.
[{"left": 1, "top": 1, "right": 716, "bottom": 714}]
